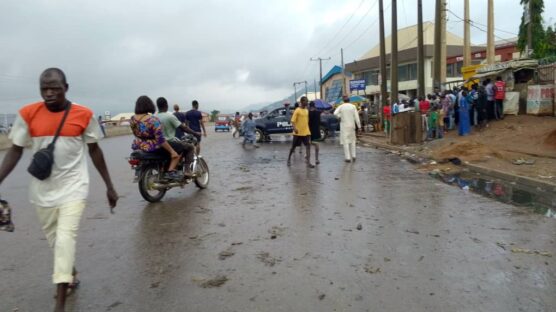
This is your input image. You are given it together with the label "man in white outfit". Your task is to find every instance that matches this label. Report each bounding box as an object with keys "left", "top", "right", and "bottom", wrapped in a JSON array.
[{"left": 334, "top": 96, "right": 361, "bottom": 162}]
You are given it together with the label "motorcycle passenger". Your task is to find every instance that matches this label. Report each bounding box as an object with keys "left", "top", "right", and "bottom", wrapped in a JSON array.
[
  {"left": 130, "top": 95, "right": 181, "bottom": 180},
  {"left": 156, "top": 97, "right": 200, "bottom": 178}
]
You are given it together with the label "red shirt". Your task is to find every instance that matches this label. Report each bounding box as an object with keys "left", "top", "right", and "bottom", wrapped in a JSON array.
[
  {"left": 495, "top": 80, "right": 506, "bottom": 100},
  {"left": 419, "top": 100, "right": 430, "bottom": 113},
  {"left": 383, "top": 105, "right": 391, "bottom": 119}
]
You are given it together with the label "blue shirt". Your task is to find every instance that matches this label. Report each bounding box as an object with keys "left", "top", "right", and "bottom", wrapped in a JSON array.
[{"left": 185, "top": 110, "right": 202, "bottom": 132}]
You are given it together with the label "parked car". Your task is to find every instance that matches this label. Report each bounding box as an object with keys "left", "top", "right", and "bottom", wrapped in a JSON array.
[
  {"left": 252, "top": 107, "right": 338, "bottom": 142},
  {"left": 214, "top": 116, "right": 231, "bottom": 132}
]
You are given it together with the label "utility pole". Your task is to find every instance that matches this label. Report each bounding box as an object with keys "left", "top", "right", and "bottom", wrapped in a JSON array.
[
  {"left": 527, "top": 0, "right": 532, "bottom": 56},
  {"left": 293, "top": 81, "right": 308, "bottom": 102},
  {"left": 463, "top": 0, "right": 471, "bottom": 66},
  {"left": 486, "top": 0, "right": 495, "bottom": 64},
  {"left": 433, "top": 0, "right": 441, "bottom": 90},
  {"left": 417, "top": 0, "right": 425, "bottom": 98},
  {"left": 379, "top": 0, "right": 388, "bottom": 127},
  {"left": 311, "top": 57, "right": 331, "bottom": 100},
  {"left": 314, "top": 79, "right": 317, "bottom": 98},
  {"left": 341, "top": 48, "right": 347, "bottom": 97},
  {"left": 390, "top": 0, "right": 398, "bottom": 143},
  {"left": 440, "top": 0, "right": 447, "bottom": 86}
]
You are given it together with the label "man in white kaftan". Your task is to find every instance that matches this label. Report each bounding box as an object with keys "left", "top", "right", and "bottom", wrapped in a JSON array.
[{"left": 334, "top": 98, "right": 361, "bottom": 162}]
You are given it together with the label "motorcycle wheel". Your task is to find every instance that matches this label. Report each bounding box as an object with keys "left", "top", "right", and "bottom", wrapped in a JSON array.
[
  {"left": 138, "top": 165, "right": 167, "bottom": 202},
  {"left": 194, "top": 158, "right": 210, "bottom": 189}
]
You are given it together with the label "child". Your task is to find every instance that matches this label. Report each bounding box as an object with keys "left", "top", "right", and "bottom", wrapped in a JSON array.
[{"left": 427, "top": 105, "right": 440, "bottom": 140}]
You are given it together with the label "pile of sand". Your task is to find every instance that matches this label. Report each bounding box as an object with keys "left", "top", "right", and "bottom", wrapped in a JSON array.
[
  {"left": 432, "top": 140, "right": 503, "bottom": 162},
  {"left": 544, "top": 129, "right": 556, "bottom": 149}
]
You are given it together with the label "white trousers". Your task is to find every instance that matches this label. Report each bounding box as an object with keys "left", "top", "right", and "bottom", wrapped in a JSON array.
[
  {"left": 343, "top": 142, "right": 356, "bottom": 160},
  {"left": 35, "top": 200, "right": 86, "bottom": 284}
]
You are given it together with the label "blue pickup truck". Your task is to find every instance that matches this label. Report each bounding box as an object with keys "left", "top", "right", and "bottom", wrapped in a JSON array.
[{"left": 252, "top": 107, "right": 338, "bottom": 142}]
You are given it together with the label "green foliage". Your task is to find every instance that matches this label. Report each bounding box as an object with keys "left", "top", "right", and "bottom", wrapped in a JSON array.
[
  {"left": 209, "top": 110, "right": 220, "bottom": 122},
  {"left": 517, "top": 0, "right": 555, "bottom": 59}
]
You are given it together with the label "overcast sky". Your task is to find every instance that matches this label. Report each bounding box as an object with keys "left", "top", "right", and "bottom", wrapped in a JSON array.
[{"left": 1, "top": 0, "right": 554, "bottom": 115}]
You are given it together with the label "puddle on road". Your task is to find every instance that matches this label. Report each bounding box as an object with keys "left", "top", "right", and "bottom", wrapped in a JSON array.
[{"left": 430, "top": 170, "right": 556, "bottom": 217}]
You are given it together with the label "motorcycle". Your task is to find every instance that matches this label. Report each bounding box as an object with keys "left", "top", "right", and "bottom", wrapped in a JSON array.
[{"left": 128, "top": 134, "right": 209, "bottom": 202}]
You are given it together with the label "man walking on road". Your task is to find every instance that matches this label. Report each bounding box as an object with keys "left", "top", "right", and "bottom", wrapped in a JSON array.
[
  {"left": 334, "top": 96, "right": 361, "bottom": 162},
  {"left": 185, "top": 100, "right": 207, "bottom": 154},
  {"left": 0, "top": 68, "right": 118, "bottom": 312},
  {"left": 173, "top": 104, "right": 187, "bottom": 139},
  {"left": 308, "top": 101, "right": 321, "bottom": 165},
  {"left": 287, "top": 96, "right": 314, "bottom": 168}
]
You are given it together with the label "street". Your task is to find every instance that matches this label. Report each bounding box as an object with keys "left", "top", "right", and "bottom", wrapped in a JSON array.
[{"left": 1, "top": 131, "right": 555, "bottom": 312}]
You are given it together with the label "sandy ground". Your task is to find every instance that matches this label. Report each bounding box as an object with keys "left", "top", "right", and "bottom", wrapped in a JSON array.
[{"left": 364, "top": 115, "right": 556, "bottom": 184}]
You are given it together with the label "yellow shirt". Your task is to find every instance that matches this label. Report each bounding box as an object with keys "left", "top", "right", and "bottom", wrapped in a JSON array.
[{"left": 291, "top": 108, "right": 311, "bottom": 136}]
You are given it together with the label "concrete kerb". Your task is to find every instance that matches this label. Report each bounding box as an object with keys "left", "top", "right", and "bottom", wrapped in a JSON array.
[{"left": 358, "top": 135, "right": 556, "bottom": 192}]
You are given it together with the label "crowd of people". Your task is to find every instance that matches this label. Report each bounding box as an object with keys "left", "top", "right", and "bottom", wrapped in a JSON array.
[{"left": 384, "top": 76, "right": 507, "bottom": 140}]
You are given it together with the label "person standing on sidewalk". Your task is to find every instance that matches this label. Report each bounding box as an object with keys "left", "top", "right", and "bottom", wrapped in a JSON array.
[
  {"left": 185, "top": 100, "right": 207, "bottom": 154},
  {"left": 485, "top": 78, "right": 496, "bottom": 120},
  {"left": 334, "top": 96, "right": 361, "bottom": 163},
  {"left": 287, "top": 96, "right": 314, "bottom": 167},
  {"left": 494, "top": 76, "right": 506, "bottom": 120},
  {"left": 0, "top": 68, "right": 118, "bottom": 312},
  {"left": 308, "top": 101, "right": 321, "bottom": 165}
]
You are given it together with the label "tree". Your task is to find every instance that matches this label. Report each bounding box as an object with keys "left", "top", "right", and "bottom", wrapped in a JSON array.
[
  {"left": 517, "top": 0, "right": 547, "bottom": 58},
  {"left": 210, "top": 110, "right": 220, "bottom": 122},
  {"left": 545, "top": 25, "right": 556, "bottom": 56}
]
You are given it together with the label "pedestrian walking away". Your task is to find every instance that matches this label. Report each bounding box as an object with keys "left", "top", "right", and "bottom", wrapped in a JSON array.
[
  {"left": 241, "top": 112, "right": 259, "bottom": 148},
  {"left": 0, "top": 68, "right": 118, "bottom": 312},
  {"left": 232, "top": 111, "right": 241, "bottom": 138},
  {"left": 334, "top": 96, "right": 361, "bottom": 162},
  {"left": 308, "top": 101, "right": 321, "bottom": 165},
  {"left": 173, "top": 103, "right": 187, "bottom": 139},
  {"left": 287, "top": 96, "right": 314, "bottom": 167},
  {"left": 98, "top": 115, "right": 106, "bottom": 137},
  {"left": 185, "top": 100, "right": 207, "bottom": 154}
]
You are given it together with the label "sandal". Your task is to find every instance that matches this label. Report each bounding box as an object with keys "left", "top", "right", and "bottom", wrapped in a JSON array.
[{"left": 54, "top": 278, "right": 80, "bottom": 298}]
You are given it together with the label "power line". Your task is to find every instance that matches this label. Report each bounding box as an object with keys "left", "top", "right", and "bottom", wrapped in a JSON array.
[
  {"left": 344, "top": 0, "right": 391, "bottom": 51},
  {"left": 446, "top": 9, "right": 517, "bottom": 44},
  {"left": 321, "top": 0, "right": 379, "bottom": 56},
  {"left": 316, "top": 0, "right": 367, "bottom": 55}
]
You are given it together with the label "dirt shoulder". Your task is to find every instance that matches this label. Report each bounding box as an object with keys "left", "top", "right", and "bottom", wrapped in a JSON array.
[{"left": 359, "top": 115, "right": 556, "bottom": 185}]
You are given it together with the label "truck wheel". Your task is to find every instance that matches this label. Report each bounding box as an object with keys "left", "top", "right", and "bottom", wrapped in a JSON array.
[
  {"left": 255, "top": 129, "right": 264, "bottom": 143},
  {"left": 320, "top": 126, "right": 328, "bottom": 141}
]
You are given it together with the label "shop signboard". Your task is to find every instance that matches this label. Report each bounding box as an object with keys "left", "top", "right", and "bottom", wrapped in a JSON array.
[
  {"left": 349, "top": 79, "right": 366, "bottom": 91},
  {"left": 526, "top": 84, "right": 554, "bottom": 116}
]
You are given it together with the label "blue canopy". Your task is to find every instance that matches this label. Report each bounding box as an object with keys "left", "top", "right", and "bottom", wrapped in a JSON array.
[
  {"left": 313, "top": 99, "right": 332, "bottom": 110},
  {"left": 332, "top": 95, "right": 368, "bottom": 105}
]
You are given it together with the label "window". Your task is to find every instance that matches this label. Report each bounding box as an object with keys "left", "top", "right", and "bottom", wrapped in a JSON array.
[{"left": 397, "top": 63, "right": 417, "bottom": 81}]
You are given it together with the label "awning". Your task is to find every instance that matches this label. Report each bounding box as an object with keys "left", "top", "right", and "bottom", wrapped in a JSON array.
[{"left": 472, "top": 69, "right": 505, "bottom": 79}]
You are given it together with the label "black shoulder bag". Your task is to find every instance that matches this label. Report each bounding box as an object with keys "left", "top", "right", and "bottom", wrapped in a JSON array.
[{"left": 27, "top": 102, "right": 72, "bottom": 180}]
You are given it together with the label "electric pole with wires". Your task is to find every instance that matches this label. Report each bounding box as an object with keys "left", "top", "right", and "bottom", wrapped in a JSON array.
[{"left": 311, "top": 57, "right": 331, "bottom": 100}]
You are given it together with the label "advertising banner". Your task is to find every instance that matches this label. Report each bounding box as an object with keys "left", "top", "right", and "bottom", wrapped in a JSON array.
[{"left": 526, "top": 85, "right": 554, "bottom": 116}]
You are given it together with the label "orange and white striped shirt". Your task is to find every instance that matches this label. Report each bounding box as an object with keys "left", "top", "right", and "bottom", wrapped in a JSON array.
[{"left": 9, "top": 101, "right": 102, "bottom": 207}]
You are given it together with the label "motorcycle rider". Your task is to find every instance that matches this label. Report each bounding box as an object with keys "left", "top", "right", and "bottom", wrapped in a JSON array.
[{"left": 156, "top": 97, "right": 200, "bottom": 178}]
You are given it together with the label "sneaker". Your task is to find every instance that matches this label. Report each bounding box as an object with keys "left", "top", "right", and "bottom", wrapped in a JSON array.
[{"left": 164, "top": 170, "right": 183, "bottom": 181}]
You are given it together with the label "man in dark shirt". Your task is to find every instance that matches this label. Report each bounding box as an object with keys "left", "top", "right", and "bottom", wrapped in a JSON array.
[
  {"left": 308, "top": 101, "right": 321, "bottom": 165},
  {"left": 185, "top": 100, "right": 206, "bottom": 154},
  {"left": 173, "top": 104, "right": 187, "bottom": 139}
]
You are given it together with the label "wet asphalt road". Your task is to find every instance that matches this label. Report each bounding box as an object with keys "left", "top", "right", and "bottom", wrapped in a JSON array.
[{"left": 1, "top": 131, "right": 555, "bottom": 312}]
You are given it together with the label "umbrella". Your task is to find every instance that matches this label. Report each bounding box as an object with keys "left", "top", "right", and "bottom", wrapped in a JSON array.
[
  {"left": 332, "top": 95, "right": 369, "bottom": 105},
  {"left": 313, "top": 99, "right": 332, "bottom": 110}
]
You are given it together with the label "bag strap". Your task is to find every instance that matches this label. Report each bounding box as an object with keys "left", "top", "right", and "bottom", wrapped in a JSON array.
[{"left": 49, "top": 101, "right": 72, "bottom": 147}]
